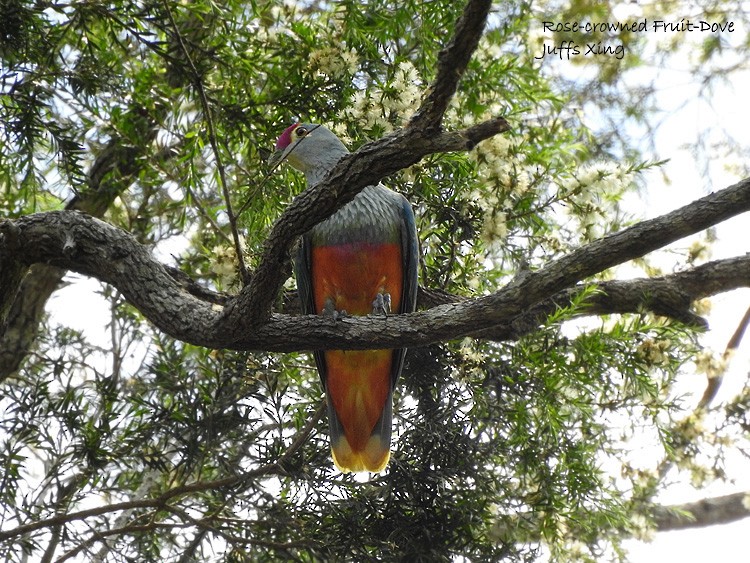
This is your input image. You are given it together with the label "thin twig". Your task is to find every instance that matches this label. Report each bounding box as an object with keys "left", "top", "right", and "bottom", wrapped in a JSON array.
[
  {"left": 698, "top": 303, "right": 750, "bottom": 408},
  {"left": 275, "top": 400, "right": 326, "bottom": 468},
  {"left": 161, "top": 0, "right": 249, "bottom": 283},
  {"left": 182, "top": 179, "right": 233, "bottom": 245},
  {"left": 0, "top": 401, "right": 325, "bottom": 543}
]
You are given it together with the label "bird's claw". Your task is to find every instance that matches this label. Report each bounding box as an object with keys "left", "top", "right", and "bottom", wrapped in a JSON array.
[
  {"left": 323, "top": 298, "right": 348, "bottom": 321},
  {"left": 371, "top": 292, "right": 392, "bottom": 316}
]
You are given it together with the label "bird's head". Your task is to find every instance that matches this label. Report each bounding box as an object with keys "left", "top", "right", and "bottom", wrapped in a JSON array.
[{"left": 268, "top": 123, "right": 348, "bottom": 175}]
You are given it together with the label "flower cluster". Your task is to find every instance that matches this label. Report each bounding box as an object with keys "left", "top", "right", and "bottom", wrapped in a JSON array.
[
  {"left": 342, "top": 60, "right": 423, "bottom": 132},
  {"left": 687, "top": 238, "right": 711, "bottom": 265},
  {"left": 209, "top": 240, "right": 243, "bottom": 289},
  {"left": 628, "top": 513, "right": 656, "bottom": 542},
  {"left": 458, "top": 337, "right": 485, "bottom": 378},
  {"left": 636, "top": 338, "right": 672, "bottom": 367},
  {"left": 470, "top": 133, "right": 530, "bottom": 196},
  {"left": 561, "top": 161, "right": 633, "bottom": 241},
  {"left": 308, "top": 43, "right": 359, "bottom": 78},
  {"left": 388, "top": 61, "right": 422, "bottom": 115},
  {"left": 480, "top": 209, "right": 508, "bottom": 245},
  {"left": 471, "top": 134, "right": 511, "bottom": 179},
  {"left": 562, "top": 161, "right": 633, "bottom": 202},
  {"left": 468, "top": 135, "right": 528, "bottom": 246},
  {"left": 473, "top": 36, "right": 504, "bottom": 65},
  {"left": 693, "top": 348, "right": 728, "bottom": 381},
  {"left": 692, "top": 297, "right": 712, "bottom": 316}
]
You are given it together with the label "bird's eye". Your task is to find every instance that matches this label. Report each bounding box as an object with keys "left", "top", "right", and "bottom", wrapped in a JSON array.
[{"left": 295, "top": 126, "right": 308, "bottom": 138}]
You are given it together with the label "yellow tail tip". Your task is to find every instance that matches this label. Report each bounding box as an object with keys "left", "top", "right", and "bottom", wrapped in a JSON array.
[{"left": 331, "top": 435, "right": 391, "bottom": 473}]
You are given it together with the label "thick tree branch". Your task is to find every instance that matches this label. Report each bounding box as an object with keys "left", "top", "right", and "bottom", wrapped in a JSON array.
[
  {"left": 467, "top": 258, "right": 730, "bottom": 342},
  {"left": 491, "top": 491, "right": 750, "bottom": 542},
  {"left": 0, "top": 128, "right": 160, "bottom": 381},
  {"left": 698, "top": 304, "right": 750, "bottom": 408},
  {"left": 653, "top": 491, "right": 750, "bottom": 531},
  {"left": 0, "top": 212, "right": 224, "bottom": 348},
  {"left": 3, "top": 178, "right": 750, "bottom": 352},
  {"left": 410, "top": 0, "right": 492, "bottom": 129},
  {"left": 230, "top": 176, "right": 750, "bottom": 348}
]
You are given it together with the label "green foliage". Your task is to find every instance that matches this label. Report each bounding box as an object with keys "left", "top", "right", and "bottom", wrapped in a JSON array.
[{"left": 1, "top": 0, "right": 746, "bottom": 561}]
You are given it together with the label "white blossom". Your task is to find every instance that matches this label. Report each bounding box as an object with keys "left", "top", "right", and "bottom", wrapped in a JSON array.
[
  {"left": 629, "top": 513, "right": 656, "bottom": 542},
  {"left": 210, "top": 238, "right": 245, "bottom": 289},
  {"left": 694, "top": 349, "right": 727, "bottom": 380},
  {"left": 563, "top": 161, "right": 633, "bottom": 201},
  {"left": 342, "top": 60, "right": 425, "bottom": 131},
  {"left": 475, "top": 39, "right": 502, "bottom": 63},
  {"left": 636, "top": 338, "right": 671, "bottom": 366},
  {"left": 693, "top": 297, "right": 712, "bottom": 316},
  {"left": 481, "top": 210, "right": 508, "bottom": 244},
  {"left": 687, "top": 239, "right": 711, "bottom": 263},
  {"left": 309, "top": 44, "right": 359, "bottom": 78}
]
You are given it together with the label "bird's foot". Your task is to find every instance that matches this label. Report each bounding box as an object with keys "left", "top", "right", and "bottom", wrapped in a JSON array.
[
  {"left": 371, "top": 292, "right": 392, "bottom": 316},
  {"left": 323, "top": 298, "right": 348, "bottom": 321}
]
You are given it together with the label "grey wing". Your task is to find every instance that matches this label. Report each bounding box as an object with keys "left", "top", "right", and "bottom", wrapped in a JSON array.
[
  {"left": 295, "top": 233, "right": 327, "bottom": 388},
  {"left": 390, "top": 193, "right": 419, "bottom": 389}
]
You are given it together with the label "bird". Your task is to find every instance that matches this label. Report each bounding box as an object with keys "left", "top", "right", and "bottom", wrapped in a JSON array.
[{"left": 270, "top": 123, "right": 418, "bottom": 472}]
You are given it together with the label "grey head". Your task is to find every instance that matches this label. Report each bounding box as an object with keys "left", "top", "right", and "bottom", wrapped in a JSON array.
[{"left": 269, "top": 123, "right": 349, "bottom": 185}]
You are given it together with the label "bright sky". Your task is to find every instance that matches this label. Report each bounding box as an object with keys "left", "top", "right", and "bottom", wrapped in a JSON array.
[{"left": 617, "top": 15, "right": 750, "bottom": 561}]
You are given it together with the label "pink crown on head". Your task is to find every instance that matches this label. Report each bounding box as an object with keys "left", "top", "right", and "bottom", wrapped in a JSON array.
[{"left": 275, "top": 123, "right": 300, "bottom": 150}]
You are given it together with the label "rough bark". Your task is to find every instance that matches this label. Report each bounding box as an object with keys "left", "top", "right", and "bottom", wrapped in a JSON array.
[
  {"left": 0, "top": 128, "right": 161, "bottom": 380},
  {"left": 653, "top": 491, "right": 750, "bottom": 531},
  {"left": 3, "top": 177, "right": 750, "bottom": 352}
]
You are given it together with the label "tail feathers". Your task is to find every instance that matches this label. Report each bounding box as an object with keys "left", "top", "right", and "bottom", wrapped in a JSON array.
[{"left": 326, "top": 390, "right": 393, "bottom": 473}]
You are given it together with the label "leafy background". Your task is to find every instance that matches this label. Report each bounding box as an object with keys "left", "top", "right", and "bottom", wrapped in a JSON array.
[{"left": 1, "top": 0, "right": 749, "bottom": 561}]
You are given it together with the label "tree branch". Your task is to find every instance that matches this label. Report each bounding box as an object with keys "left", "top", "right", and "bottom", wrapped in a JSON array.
[
  {"left": 0, "top": 211, "right": 224, "bottom": 348},
  {"left": 181, "top": 174, "right": 750, "bottom": 347},
  {"left": 410, "top": 0, "right": 492, "bottom": 130},
  {"left": 490, "top": 490, "right": 750, "bottom": 542},
  {"left": 653, "top": 491, "right": 750, "bottom": 531},
  {"left": 0, "top": 129, "right": 161, "bottom": 382},
  {"left": 698, "top": 303, "right": 750, "bottom": 408},
  {"left": 3, "top": 178, "right": 750, "bottom": 352}
]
